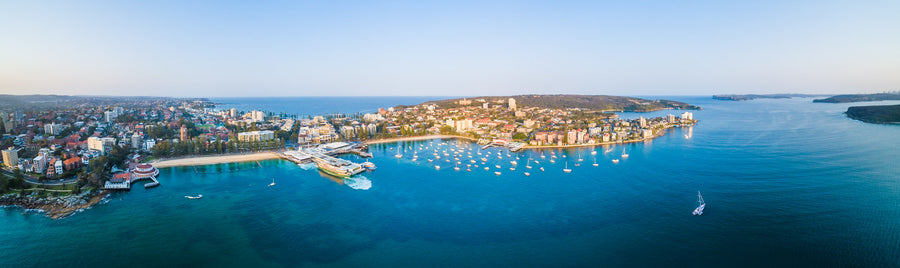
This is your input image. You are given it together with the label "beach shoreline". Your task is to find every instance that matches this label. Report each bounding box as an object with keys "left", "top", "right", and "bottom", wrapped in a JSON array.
[{"left": 149, "top": 152, "right": 280, "bottom": 168}]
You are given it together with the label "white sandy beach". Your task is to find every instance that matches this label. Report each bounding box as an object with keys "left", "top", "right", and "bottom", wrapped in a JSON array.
[{"left": 149, "top": 152, "right": 281, "bottom": 168}]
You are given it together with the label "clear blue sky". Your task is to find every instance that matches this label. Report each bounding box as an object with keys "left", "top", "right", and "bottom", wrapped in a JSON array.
[{"left": 1, "top": 0, "right": 898, "bottom": 97}]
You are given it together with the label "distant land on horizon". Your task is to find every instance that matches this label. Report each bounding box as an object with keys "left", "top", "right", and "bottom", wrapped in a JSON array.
[
  {"left": 813, "top": 93, "right": 900, "bottom": 103},
  {"left": 712, "top": 94, "right": 831, "bottom": 101},
  {"left": 845, "top": 104, "right": 900, "bottom": 124},
  {"left": 404, "top": 94, "right": 701, "bottom": 112}
]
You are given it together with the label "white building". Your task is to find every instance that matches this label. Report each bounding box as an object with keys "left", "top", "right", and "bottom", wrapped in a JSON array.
[
  {"left": 143, "top": 139, "right": 157, "bottom": 152},
  {"left": 237, "top": 130, "right": 275, "bottom": 142},
  {"left": 104, "top": 110, "right": 118, "bottom": 122},
  {"left": 44, "top": 123, "right": 63, "bottom": 135},
  {"left": 681, "top": 112, "right": 693, "bottom": 121},
  {"left": 54, "top": 159, "right": 63, "bottom": 175},
  {"left": 508, "top": 98, "right": 517, "bottom": 110}
]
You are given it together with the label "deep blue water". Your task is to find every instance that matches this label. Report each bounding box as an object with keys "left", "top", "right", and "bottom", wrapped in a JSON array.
[
  {"left": 3, "top": 97, "right": 900, "bottom": 267},
  {"left": 210, "top": 96, "right": 451, "bottom": 117}
]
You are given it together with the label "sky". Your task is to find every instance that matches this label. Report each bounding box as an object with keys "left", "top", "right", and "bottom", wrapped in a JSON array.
[{"left": 1, "top": 0, "right": 899, "bottom": 97}]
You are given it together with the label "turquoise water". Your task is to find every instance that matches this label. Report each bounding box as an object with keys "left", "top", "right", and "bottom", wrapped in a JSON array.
[{"left": 3, "top": 97, "right": 900, "bottom": 267}]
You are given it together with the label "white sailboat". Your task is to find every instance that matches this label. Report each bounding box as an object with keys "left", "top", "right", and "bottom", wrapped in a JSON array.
[
  {"left": 621, "top": 148, "right": 629, "bottom": 159},
  {"left": 395, "top": 147, "right": 402, "bottom": 158},
  {"left": 692, "top": 191, "right": 706, "bottom": 215},
  {"left": 268, "top": 178, "right": 275, "bottom": 187},
  {"left": 563, "top": 162, "right": 572, "bottom": 173}
]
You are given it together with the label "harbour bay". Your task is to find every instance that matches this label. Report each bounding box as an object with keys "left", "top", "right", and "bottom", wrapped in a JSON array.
[{"left": 2, "top": 97, "right": 899, "bottom": 267}]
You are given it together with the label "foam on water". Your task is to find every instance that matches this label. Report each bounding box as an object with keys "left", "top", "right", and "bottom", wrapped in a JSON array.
[{"left": 343, "top": 176, "right": 372, "bottom": 190}]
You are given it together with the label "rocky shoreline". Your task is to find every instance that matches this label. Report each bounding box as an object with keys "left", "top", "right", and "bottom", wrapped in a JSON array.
[{"left": 0, "top": 190, "right": 109, "bottom": 219}]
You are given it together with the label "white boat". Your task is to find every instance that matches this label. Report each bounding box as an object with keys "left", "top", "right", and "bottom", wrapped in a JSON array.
[
  {"left": 612, "top": 159, "right": 619, "bottom": 163},
  {"left": 540, "top": 153, "right": 545, "bottom": 159},
  {"left": 693, "top": 191, "right": 706, "bottom": 215},
  {"left": 495, "top": 165, "right": 501, "bottom": 169},
  {"left": 509, "top": 167, "right": 515, "bottom": 171},
  {"left": 454, "top": 163, "right": 460, "bottom": 171},
  {"left": 590, "top": 150, "right": 597, "bottom": 155},
  {"left": 363, "top": 160, "right": 377, "bottom": 170},
  {"left": 510, "top": 161, "right": 517, "bottom": 165},
  {"left": 549, "top": 159, "right": 555, "bottom": 163},
  {"left": 435, "top": 165, "right": 441, "bottom": 170},
  {"left": 540, "top": 167, "right": 545, "bottom": 171},
  {"left": 268, "top": 178, "right": 275, "bottom": 187},
  {"left": 563, "top": 162, "right": 572, "bottom": 173},
  {"left": 185, "top": 195, "right": 203, "bottom": 199},
  {"left": 621, "top": 149, "right": 629, "bottom": 159},
  {"left": 524, "top": 172, "right": 530, "bottom": 176},
  {"left": 577, "top": 153, "right": 583, "bottom": 162},
  {"left": 494, "top": 171, "right": 501, "bottom": 175},
  {"left": 428, "top": 159, "right": 433, "bottom": 162},
  {"left": 395, "top": 147, "right": 402, "bottom": 158},
  {"left": 484, "top": 167, "right": 490, "bottom": 171}
]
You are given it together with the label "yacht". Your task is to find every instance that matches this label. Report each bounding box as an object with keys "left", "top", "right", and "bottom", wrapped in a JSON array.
[
  {"left": 621, "top": 149, "right": 629, "bottom": 159},
  {"left": 693, "top": 191, "right": 706, "bottom": 215},
  {"left": 612, "top": 159, "right": 619, "bottom": 163},
  {"left": 563, "top": 162, "right": 572, "bottom": 173}
]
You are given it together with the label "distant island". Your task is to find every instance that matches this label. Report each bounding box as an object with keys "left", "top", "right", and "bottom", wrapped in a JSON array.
[
  {"left": 813, "top": 93, "right": 900, "bottom": 103},
  {"left": 406, "top": 95, "right": 701, "bottom": 112},
  {"left": 845, "top": 104, "right": 900, "bottom": 124},
  {"left": 712, "top": 94, "right": 829, "bottom": 101}
]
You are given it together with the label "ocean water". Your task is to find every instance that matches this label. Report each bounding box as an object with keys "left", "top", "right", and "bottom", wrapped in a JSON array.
[
  {"left": 2, "top": 97, "right": 900, "bottom": 267},
  {"left": 209, "top": 96, "right": 451, "bottom": 117}
]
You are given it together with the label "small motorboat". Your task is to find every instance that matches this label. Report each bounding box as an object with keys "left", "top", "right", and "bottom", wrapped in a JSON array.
[{"left": 185, "top": 195, "right": 203, "bottom": 199}]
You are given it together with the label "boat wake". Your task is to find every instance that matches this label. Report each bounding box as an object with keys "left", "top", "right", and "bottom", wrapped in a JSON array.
[
  {"left": 344, "top": 176, "right": 372, "bottom": 190},
  {"left": 297, "top": 163, "right": 317, "bottom": 170}
]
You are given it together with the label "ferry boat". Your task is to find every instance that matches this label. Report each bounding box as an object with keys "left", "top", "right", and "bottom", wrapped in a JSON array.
[
  {"left": 314, "top": 157, "right": 365, "bottom": 178},
  {"left": 693, "top": 191, "right": 706, "bottom": 215}
]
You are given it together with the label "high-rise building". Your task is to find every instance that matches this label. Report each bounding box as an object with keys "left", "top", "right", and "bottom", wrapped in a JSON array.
[
  {"left": 508, "top": 98, "right": 517, "bottom": 110},
  {"left": 2, "top": 147, "right": 18, "bottom": 168},
  {"left": 87, "top": 137, "right": 116, "bottom": 155},
  {"left": 180, "top": 125, "right": 189, "bottom": 141},
  {"left": 131, "top": 133, "right": 143, "bottom": 149},
  {"left": 104, "top": 110, "right": 118, "bottom": 122},
  {"left": 229, "top": 108, "right": 237, "bottom": 118},
  {"left": 639, "top": 116, "right": 647, "bottom": 128},
  {"left": 44, "top": 123, "right": 63, "bottom": 135}
]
